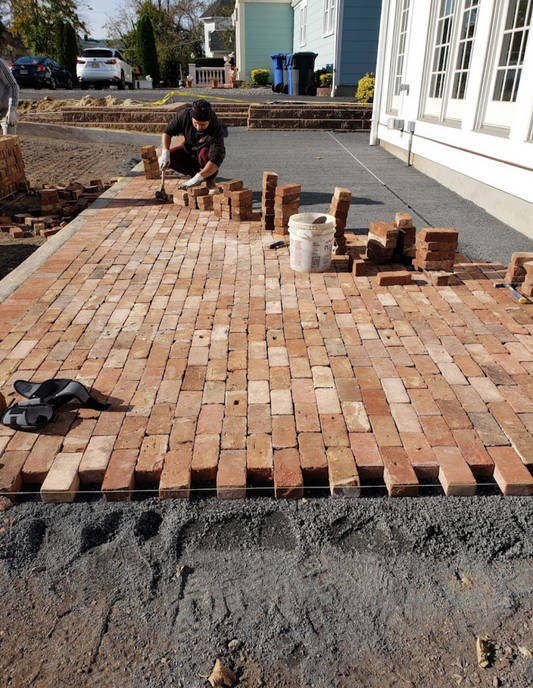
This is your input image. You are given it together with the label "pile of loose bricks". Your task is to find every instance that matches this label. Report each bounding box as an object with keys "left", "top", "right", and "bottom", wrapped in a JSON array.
[
  {"left": 0, "top": 135, "right": 28, "bottom": 199},
  {"left": 503, "top": 252, "right": 533, "bottom": 300},
  {"left": 2, "top": 179, "right": 115, "bottom": 240},
  {"left": 347, "top": 213, "right": 461, "bottom": 289}
]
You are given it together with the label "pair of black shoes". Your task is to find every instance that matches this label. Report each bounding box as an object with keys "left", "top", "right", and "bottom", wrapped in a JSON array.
[{"left": 1, "top": 379, "right": 110, "bottom": 430}]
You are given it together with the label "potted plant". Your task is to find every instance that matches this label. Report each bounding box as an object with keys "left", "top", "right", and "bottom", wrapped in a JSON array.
[
  {"left": 185, "top": 74, "right": 193, "bottom": 88},
  {"left": 211, "top": 77, "right": 219, "bottom": 88},
  {"left": 317, "top": 73, "right": 332, "bottom": 97}
]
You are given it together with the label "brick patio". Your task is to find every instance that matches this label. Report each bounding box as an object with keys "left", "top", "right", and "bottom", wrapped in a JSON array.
[{"left": 1, "top": 174, "right": 533, "bottom": 501}]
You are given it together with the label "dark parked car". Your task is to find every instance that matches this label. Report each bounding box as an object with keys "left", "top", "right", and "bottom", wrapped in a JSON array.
[{"left": 10, "top": 56, "right": 74, "bottom": 89}]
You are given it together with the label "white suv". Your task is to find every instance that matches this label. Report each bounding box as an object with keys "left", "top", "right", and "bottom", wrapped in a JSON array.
[{"left": 77, "top": 48, "right": 134, "bottom": 90}]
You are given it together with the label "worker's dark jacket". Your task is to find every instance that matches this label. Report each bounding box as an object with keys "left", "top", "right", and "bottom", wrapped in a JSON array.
[{"left": 164, "top": 107, "right": 226, "bottom": 167}]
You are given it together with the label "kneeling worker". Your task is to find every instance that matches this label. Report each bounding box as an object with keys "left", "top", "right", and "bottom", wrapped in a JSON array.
[{"left": 158, "top": 99, "right": 225, "bottom": 191}]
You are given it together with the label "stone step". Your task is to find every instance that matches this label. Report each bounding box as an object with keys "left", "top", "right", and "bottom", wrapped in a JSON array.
[
  {"left": 21, "top": 103, "right": 371, "bottom": 132},
  {"left": 248, "top": 119, "right": 369, "bottom": 131}
]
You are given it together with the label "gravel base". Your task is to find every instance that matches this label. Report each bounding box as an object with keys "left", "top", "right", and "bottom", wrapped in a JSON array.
[{"left": 1, "top": 496, "right": 532, "bottom": 687}]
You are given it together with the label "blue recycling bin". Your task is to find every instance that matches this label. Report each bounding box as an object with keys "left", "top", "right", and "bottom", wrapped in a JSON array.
[
  {"left": 270, "top": 53, "right": 286, "bottom": 93},
  {"left": 288, "top": 52, "right": 318, "bottom": 95},
  {"left": 286, "top": 53, "right": 294, "bottom": 95}
]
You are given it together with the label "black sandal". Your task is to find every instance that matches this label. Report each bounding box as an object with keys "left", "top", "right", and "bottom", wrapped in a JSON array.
[
  {"left": 13, "top": 379, "right": 110, "bottom": 411},
  {"left": 1, "top": 398, "right": 57, "bottom": 430}
]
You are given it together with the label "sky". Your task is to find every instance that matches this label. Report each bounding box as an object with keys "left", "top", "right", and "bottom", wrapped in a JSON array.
[{"left": 83, "top": 0, "right": 122, "bottom": 39}]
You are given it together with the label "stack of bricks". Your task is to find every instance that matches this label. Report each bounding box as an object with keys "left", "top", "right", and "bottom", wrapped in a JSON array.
[
  {"left": 366, "top": 221, "right": 399, "bottom": 264},
  {"left": 213, "top": 180, "right": 253, "bottom": 221},
  {"left": 261, "top": 171, "right": 278, "bottom": 230},
  {"left": 173, "top": 189, "right": 189, "bottom": 208},
  {"left": 519, "top": 262, "right": 533, "bottom": 297},
  {"left": 37, "top": 188, "right": 62, "bottom": 215},
  {"left": 0, "top": 135, "right": 27, "bottom": 197},
  {"left": 504, "top": 252, "right": 533, "bottom": 284},
  {"left": 414, "top": 228, "right": 458, "bottom": 273},
  {"left": 393, "top": 212, "right": 417, "bottom": 262},
  {"left": 230, "top": 188, "right": 253, "bottom": 221},
  {"left": 189, "top": 187, "right": 210, "bottom": 210},
  {"left": 140, "top": 145, "right": 160, "bottom": 180},
  {"left": 274, "top": 183, "right": 301, "bottom": 235},
  {"left": 213, "top": 191, "right": 231, "bottom": 219},
  {"left": 329, "top": 187, "right": 351, "bottom": 255}
]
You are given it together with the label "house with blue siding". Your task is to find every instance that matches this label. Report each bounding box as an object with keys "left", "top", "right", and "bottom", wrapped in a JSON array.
[
  {"left": 234, "top": 0, "right": 294, "bottom": 82},
  {"left": 234, "top": 0, "right": 382, "bottom": 95}
]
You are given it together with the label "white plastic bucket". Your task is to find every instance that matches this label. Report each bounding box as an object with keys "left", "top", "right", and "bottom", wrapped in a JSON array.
[{"left": 288, "top": 212, "right": 336, "bottom": 273}]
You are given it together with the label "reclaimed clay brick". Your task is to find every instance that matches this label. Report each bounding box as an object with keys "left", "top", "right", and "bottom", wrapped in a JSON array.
[
  {"left": 452, "top": 429, "right": 493, "bottom": 476},
  {"left": 0, "top": 451, "right": 29, "bottom": 495},
  {"left": 102, "top": 449, "right": 137, "bottom": 501},
  {"left": 327, "top": 447, "right": 360, "bottom": 497},
  {"left": 400, "top": 433, "right": 439, "bottom": 478},
  {"left": 487, "top": 446, "right": 533, "bottom": 496},
  {"left": 274, "top": 448, "right": 303, "bottom": 499},
  {"left": 298, "top": 433, "right": 328, "bottom": 479},
  {"left": 191, "top": 434, "right": 220, "bottom": 481},
  {"left": 434, "top": 446, "right": 477, "bottom": 496},
  {"left": 395, "top": 212, "right": 413, "bottom": 228},
  {"left": 381, "top": 447, "right": 418, "bottom": 496},
  {"left": 41, "top": 452, "right": 83, "bottom": 503},
  {"left": 418, "top": 228, "right": 458, "bottom": 243},
  {"left": 159, "top": 444, "right": 193, "bottom": 499},
  {"left": 217, "top": 450, "right": 247, "bottom": 499},
  {"left": 377, "top": 271, "right": 412, "bottom": 287},
  {"left": 276, "top": 183, "right": 301, "bottom": 197},
  {"left": 136, "top": 435, "right": 168, "bottom": 483},
  {"left": 247, "top": 434, "right": 273, "bottom": 482},
  {"left": 334, "top": 187, "right": 352, "bottom": 202},
  {"left": 349, "top": 433, "right": 383, "bottom": 479},
  {"left": 79, "top": 435, "right": 116, "bottom": 483}
]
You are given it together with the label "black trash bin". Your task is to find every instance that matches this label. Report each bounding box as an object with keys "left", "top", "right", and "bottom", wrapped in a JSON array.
[{"left": 288, "top": 52, "right": 318, "bottom": 96}]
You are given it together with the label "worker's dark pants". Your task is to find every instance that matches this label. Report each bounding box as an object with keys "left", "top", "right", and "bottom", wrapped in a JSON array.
[{"left": 169, "top": 144, "right": 217, "bottom": 181}]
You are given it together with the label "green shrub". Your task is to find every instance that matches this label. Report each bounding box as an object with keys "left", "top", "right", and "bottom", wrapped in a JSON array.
[
  {"left": 314, "top": 68, "right": 328, "bottom": 86},
  {"left": 251, "top": 69, "right": 270, "bottom": 86},
  {"left": 356, "top": 72, "right": 375, "bottom": 103},
  {"left": 319, "top": 73, "right": 333, "bottom": 88}
]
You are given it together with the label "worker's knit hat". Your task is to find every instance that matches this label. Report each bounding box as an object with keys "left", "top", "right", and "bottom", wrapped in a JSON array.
[{"left": 191, "top": 100, "right": 213, "bottom": 121}]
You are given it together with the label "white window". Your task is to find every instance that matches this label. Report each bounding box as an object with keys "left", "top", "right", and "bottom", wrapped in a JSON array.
[
  {"left": 447, "top": 0, "right": 480, "bottom": 119},
  {"left": 482, "top": 0, "right": 532, "bottom": 130},
  {"left": 324, "top": 0, "right": 335, "bottom": 36},
  {"left": 422, "top": 0, "right": 480, "bottom": 121},
  {"left": 388, "top": 0, "right": 411, "bottom": 113},
  {"left": 300, "top": 1, "right": 308, "bottom": 46}
]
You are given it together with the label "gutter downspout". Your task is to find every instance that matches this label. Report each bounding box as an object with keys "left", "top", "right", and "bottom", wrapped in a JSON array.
[
  {"left": 370, "top": 0, "right": 391, "bottom": 146},
  {"left": 332, "top": 0, "right": 344, "bottom": 95}
]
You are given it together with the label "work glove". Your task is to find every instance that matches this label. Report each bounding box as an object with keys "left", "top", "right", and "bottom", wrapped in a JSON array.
[
  {"left": 158, "top": 149, "right": 170, "bottom": 170},
  {"left": 179, "top": 172, "right": 204, "bottom": 189},
  {"left": 6, "top": 103, "right": 17, "bottom": 128}
]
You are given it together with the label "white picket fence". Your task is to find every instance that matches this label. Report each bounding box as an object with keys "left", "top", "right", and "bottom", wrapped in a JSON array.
[{"left": 188, "top": 64, "right": 232, "bottom": 87}]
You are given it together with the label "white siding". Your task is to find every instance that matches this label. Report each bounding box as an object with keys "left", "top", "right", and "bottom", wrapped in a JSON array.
[{"left": 374, "top": 0, "right": 533, "bottom": 237}]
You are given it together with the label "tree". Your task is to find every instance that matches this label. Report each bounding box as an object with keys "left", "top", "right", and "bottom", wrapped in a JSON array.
[
  {"left": 63, "top": 21, "right": 78, "bottom": 84},
  {"left": 54, "top": 18, "right": 66, "bottom": 64},
  {"left": 10, "top": 0, "right": 87, "bottom": 56},
  {"left": 137, "top": 12, "right": 159, "bottom": 85},
  {"left": 104, "top": 0, "right": 205, "bottom": 86}
]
